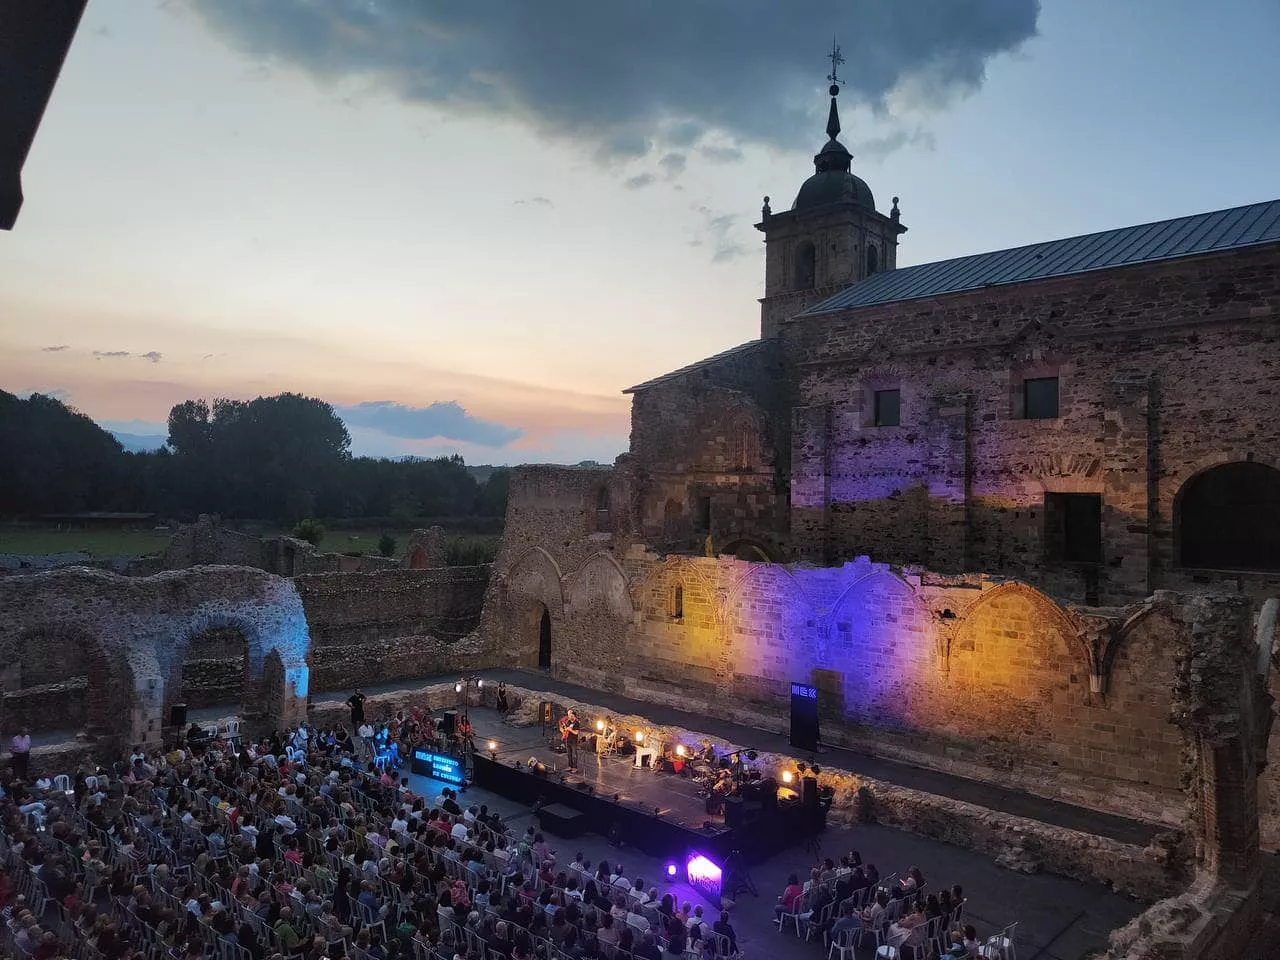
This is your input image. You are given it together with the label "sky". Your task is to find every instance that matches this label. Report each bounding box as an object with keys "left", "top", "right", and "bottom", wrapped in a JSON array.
[{"left": 2, "top": 0, "right": 1278, "bottom": 464}]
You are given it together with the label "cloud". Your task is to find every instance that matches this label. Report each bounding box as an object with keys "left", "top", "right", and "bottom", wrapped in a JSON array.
[
  {"left": 190, "top": 1, "right": 1040, "bottom": 164},
  {"left": 334, "top": 400, "right": 524, "bottom": 447},
  {"left": 699, "top": 144, "right": 744, "bottom": 164},
  {"left": 140, "top": 351, "right": 163, "bottom": 364},
  {"left": 658, "top": 152, "right": 687, "bottom": 179},
  {"left": 623, "top": 173, "right": 656, "bottom": 190},
  {"left": 691, "top": 204, "right": 750, "bottom": 263},
  {"left": 855, "top": 125, "right": 936, "bottom": 160},
  {"left": 41, "top": 345, "right": 70, "bottom": 352},
  {"left": 93, "top": 350, "right": 131, "bottom": 359},
  {"left": 514, "top": 196, "right": 554, "bottom": 207}
]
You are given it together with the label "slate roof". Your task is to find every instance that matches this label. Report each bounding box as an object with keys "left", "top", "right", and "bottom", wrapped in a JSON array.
[
  {"left": 802, "top": 199, "right": 1280, "bottom": 316},
  {"left": 624, "top": 339, "right": 766, "bottom": 394}
]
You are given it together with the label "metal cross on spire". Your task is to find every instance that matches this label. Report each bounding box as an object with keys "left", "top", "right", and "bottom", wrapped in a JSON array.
[{"left": 827, "top": 37, "right": 845, "bottom": 86}]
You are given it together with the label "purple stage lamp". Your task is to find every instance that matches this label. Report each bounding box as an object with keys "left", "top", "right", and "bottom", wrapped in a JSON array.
[
  {"left": 665, "top": 862, "right": 678, "bottom": 880},
  {"left": 686, "top": 853, "right": 722, "bottom": 903}
]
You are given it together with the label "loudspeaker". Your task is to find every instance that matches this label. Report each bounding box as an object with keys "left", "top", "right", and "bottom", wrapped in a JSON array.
[
  {"left": 441, "top": 710, "right": 457, "bottom": 736},
  {"left": 759, "top": 777, "right": 779, "bottom": 811},
  {"left": 801, "top": 775, "right": 820, "bottom": 808},
  {"left": 723, "top": 795, "right": 744, "bottom": 829},
  {"left": 170, "top": 703, "right": 188, "bottom": 727},
  {"left": 789, "top": 682, "right": 820, "bottom": 752}
]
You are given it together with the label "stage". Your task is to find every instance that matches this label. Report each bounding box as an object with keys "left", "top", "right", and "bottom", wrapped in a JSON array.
[{"left": 451, "top": 709, "right": 824, "bottom": 868}]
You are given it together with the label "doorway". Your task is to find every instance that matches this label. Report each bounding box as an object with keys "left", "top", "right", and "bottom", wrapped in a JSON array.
[{"left": 538, "top": 607, "right": 552, "bottom": 670}]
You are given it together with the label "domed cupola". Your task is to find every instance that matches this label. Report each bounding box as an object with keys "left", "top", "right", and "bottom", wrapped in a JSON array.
[{"left": 792, "top": 80, "right": 875, "bottom": 211}]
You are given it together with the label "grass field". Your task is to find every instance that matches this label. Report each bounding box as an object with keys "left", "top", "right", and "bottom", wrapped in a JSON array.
[
  {"left": 0, "top": 525, "right": 175, "bottom": 557},
  {"left": 0, "top": 524, "right": 500, "bottom": 563}
]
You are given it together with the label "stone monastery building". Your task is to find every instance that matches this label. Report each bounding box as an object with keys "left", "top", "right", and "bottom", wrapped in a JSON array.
[{"left": 484, "top": 78, "right": 1280, "bottom": 844}]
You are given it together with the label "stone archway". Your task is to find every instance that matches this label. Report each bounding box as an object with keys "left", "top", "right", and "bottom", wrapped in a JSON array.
[
  {"left": 719, "top": 538, "right": 775, "bottom": 562},
  {"left": 1175, "top": 461, "right": 1280, "bottom": 571}
]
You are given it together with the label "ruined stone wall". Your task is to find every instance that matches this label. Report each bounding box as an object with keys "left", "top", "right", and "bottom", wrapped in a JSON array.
[
  {"left": 0, "top": 565, "right": 310, "bottom": 754},
  {"left": 782, "top": 244, "right": 1280, "bottom": 605},
  {"left": 294, "top": 566, "right": 492, "bottom": 690},
  {"left": 485, "top": 476, "right": 1206, "bottom": 825}
]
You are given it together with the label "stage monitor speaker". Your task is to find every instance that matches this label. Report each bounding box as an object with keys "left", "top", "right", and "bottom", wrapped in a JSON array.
[
  {"left": 802, "top": 775, "right": 819, "bottom": 807},
  {"left": 170, "top": 703, "right": 188, "bottom": 727},
  {"left": 541, "top": 702, "right": 554, "bottom": 725},
  {"left": 759, "top": 777, "right": 779, "bottom": 810},
  {"left": 723, "top": 795, "right": 745, "bottom": 829},
  {"left": 441, "top": 709, "right": 457, "bottom": 736},
  {"left": 789, "top": 681, "right": 820, "bottom": 752}
]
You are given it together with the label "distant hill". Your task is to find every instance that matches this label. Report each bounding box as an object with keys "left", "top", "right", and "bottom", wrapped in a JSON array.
[
  {"left": 466, "top": 465, "right": 496, "bottom": 483},
  {"left": 111, "top": 431, "right": 167, "bottom": 453}
]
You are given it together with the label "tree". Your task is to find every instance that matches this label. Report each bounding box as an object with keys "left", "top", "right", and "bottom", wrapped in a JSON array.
[
  {"left": 378, "top": 533, "right": 398, "bottom": 558},
  {"left": 292, "top": 518, "right": 325, "bottom": 546}
]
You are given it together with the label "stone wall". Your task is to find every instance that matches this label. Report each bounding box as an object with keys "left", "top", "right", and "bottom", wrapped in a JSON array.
[
  {"left": 484, "top": 475, "right": 1265, "bottom": 830},
  {"left": 294, "top": 566, "right": 491, "bottom": 689},
  {"left": 782, "top": 244, "right": 1280, "bottom": 604},
  {"left": 0, "top": 565, "right": 311, "bottom": 754}
]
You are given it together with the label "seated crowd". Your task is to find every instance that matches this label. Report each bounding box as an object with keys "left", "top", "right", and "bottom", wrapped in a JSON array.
[
  {"left": 775, "top": 855, "right": 998, "bottom": 958},
  {"left": 0, "top": 719, "right": 743, "bottom": 960}
]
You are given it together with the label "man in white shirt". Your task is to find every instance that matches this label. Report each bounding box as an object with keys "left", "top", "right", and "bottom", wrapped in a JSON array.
[
  {"left": 450, "top": 820, "right": 469, "bottom": 842},
  {"left": 9, "top": 728, "right": 32, "bottom": 781},
  {"left": 357, "top": 723, "right": 375, "bottom": 759}
]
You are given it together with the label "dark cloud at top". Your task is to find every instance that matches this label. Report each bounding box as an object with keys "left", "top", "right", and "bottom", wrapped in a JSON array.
[
  {"left": 335, "top": 400, "right": 523, "bottom": 447},
  {"left": 191, "top": 1, "right": 1040, "bottom": 163}
]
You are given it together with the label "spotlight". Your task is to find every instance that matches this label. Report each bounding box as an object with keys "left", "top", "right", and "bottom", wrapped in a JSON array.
[
  {"left": 665, "top": 863, "right": 678, "bottom": 880},
  {"left": 675, "top": 744, "right": 686, "bottom": 757},
  {"left": 487, "top": 740, "right": 497, "bottom": 759},
  {"left": 747, "top": 750, "right": 758, "bottom": 761},
  {"left": 596, "top": 719, "right": 605, "bottom": 732},
  {"left": 781, "top": 770, "right": 794, "bottom": 784},
  {"left": 455, "top": 682, "right": 463, "bottom": 694},
  {"left": 635, "top": 730, "right": 645, "bottom": 743},
  {"left": 477, "top": 679, "right": 484, "bottom": 688}
]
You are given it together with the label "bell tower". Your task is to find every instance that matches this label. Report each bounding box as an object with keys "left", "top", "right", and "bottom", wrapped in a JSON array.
[{"left": 756, "top": 42, "right": 908, "bottom": 339}]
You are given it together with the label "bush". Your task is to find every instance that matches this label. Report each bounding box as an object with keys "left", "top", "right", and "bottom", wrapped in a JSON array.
[
  {"left": 378, "top": 533, "right": 398, "bottom": 558},
  {"left": 292, "top": 518, "right": 325, "bottom": 546},
  {"left": 444, "top": 534, "right": 500, "bottom": 566}
]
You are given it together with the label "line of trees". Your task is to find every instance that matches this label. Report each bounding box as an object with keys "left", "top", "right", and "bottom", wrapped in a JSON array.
[{"left": 0, "top": 390, "right": 509, "bottom": 524}]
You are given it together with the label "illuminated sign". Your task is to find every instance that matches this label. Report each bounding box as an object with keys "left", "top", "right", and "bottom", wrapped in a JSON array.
[
  {"left": 412, "top": 748, "right": 465, "bottom": 787},
  {"left": 790, "top": 683, "right": 817, "bottom": 699},
  {"left": 686, "top": 853, "right": 723, "bottom": 904}
]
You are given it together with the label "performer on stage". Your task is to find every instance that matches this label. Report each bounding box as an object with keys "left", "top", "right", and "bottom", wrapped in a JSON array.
[
  {"left": 496, "top": 681, "right": 510, "bottom": 716},
  {"left": 560, "top": 708, "right": 581, "bottom": 772}
]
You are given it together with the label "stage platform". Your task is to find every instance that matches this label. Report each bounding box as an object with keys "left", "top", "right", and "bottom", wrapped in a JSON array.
[{"left": 460, "top": 709, "right": 818, "bottom": 867}]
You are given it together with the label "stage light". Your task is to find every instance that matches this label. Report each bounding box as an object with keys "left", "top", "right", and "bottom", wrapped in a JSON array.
[
  {"left": 455, "top": 682, "right": 463, "bottom": 694},
  {"left": 797, "top": 762, "right": 808, "bottom": 774},
  {"left": 635, "top": 730, "right": 645, "bottom": 743},
  {"left": 596, "top": 719, "right": 605, "bottom": 732},
  {"left": 477, "top": 679, "right": 484, "bottom": 688},
  {"left": 665, "top": 863, "right": 678, "bottom": 879},
  {"left": 675, "top": 744, "right": 686, "bottom": 757},
  {"left": 487, "top": 741, "right": 497, "bottom": 759},
  {"left": 781, "top": 770, "right": 794, "bottom": 784}
]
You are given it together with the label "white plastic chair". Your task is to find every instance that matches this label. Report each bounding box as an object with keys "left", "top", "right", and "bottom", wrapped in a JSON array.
[
  {"left": 827, "top": 927, "right": 856, "bottom": 960},
  {"left": 53, "top": 774, "right": 73, "bottom": 795},
  {"left": 986, "top": 922, "right": 1018, "bottom": 959}
]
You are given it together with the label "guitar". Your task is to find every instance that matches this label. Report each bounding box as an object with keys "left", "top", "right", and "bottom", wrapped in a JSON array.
[{"left": 559, "top": 716, "right": 580, "bottom": 741}]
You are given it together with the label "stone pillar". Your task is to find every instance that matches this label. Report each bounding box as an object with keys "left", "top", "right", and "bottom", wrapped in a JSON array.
[
  {"left": 925, "top": 391, "right": 971, "bottom": 571},
  {"left": 131, "top": 675, "right": 166, "bottom": 750},
  {"left": 1101, "top": 374, "right": 1152, "bottom": 602},
  {"left": 790, "top": 405, "right": 831, "bottom": 563}
]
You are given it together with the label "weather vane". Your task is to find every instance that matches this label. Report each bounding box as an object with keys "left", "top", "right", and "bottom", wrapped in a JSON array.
[{"left": 827, "top": 37, "right": 845, "bottom": 86}]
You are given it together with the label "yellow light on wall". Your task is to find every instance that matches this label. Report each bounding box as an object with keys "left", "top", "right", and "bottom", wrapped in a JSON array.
[
  {"left": 596, "top": 719, "right": 605, "bottom": 732},
  {"left": 781, "top": 770, "right": 794, "bottom": 784},
  {"left": 635, "top": 730, "right": 645, "bottom": 743},
  {"left": 675, "top": 744, "right": 686, "bottom": 757}
]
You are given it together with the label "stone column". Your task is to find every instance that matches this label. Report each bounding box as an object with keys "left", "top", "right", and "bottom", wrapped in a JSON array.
[
  {"left": 1101, "top": 374, "right": 1152, "bottom": 602},
  {"left": 925, "top": 390, "right": 972, "bottom": 571},
  {"left": 791, "top": 405, "right": 831, "bottom": 563}
]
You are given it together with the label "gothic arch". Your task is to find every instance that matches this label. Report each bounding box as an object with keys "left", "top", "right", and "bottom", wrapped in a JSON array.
[
  {"left": 955, "top": 581, "right": 1088, "bottom": 665},
  {"left": 1174, "top": 460, "right": 1280, "bottom": 571},
  {"left": 566, "top": 551, "right": 634, "bottom": 620},
  {"left": 506, "top": 547, "right": 566, "bottom": 617},
  {"left": 1, "top": 625, "right": 132, "bottom": 741},
  {"left": 724, "top": 563, "right": 816, "bottom": 688},
  {"left": 828, "top": 572, "right": 934, "bottom": 725},
  {"left": 718, "top": 538, "right": 776, "bottom": 562},
  {"left": 636, "top": 556, "right": 723, "bottom": 624}
]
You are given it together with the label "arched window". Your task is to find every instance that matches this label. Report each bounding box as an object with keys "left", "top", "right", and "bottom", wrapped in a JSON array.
[
  {"left": 733, "top": 425, "right": 757, "bottom": 471},
  {"left": 1177, "top": 461, "right": 1280, "bottom": 570},
  {"left": 594, "top": 487, "right": 612, "bottom": 533},
  {"left": 670, "top": 584, "right": 684, "bottom": 620},
  {"left": 794, "top": 241, "right": 816, "bottom": 290},
  {"left": 866, "top": 244, "right": 879, "bottom": 277}
]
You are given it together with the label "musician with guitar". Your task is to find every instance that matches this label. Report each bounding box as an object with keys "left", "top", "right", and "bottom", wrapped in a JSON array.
[{"left": 559, "top": 708, "right": 581, "bottom": 772}]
